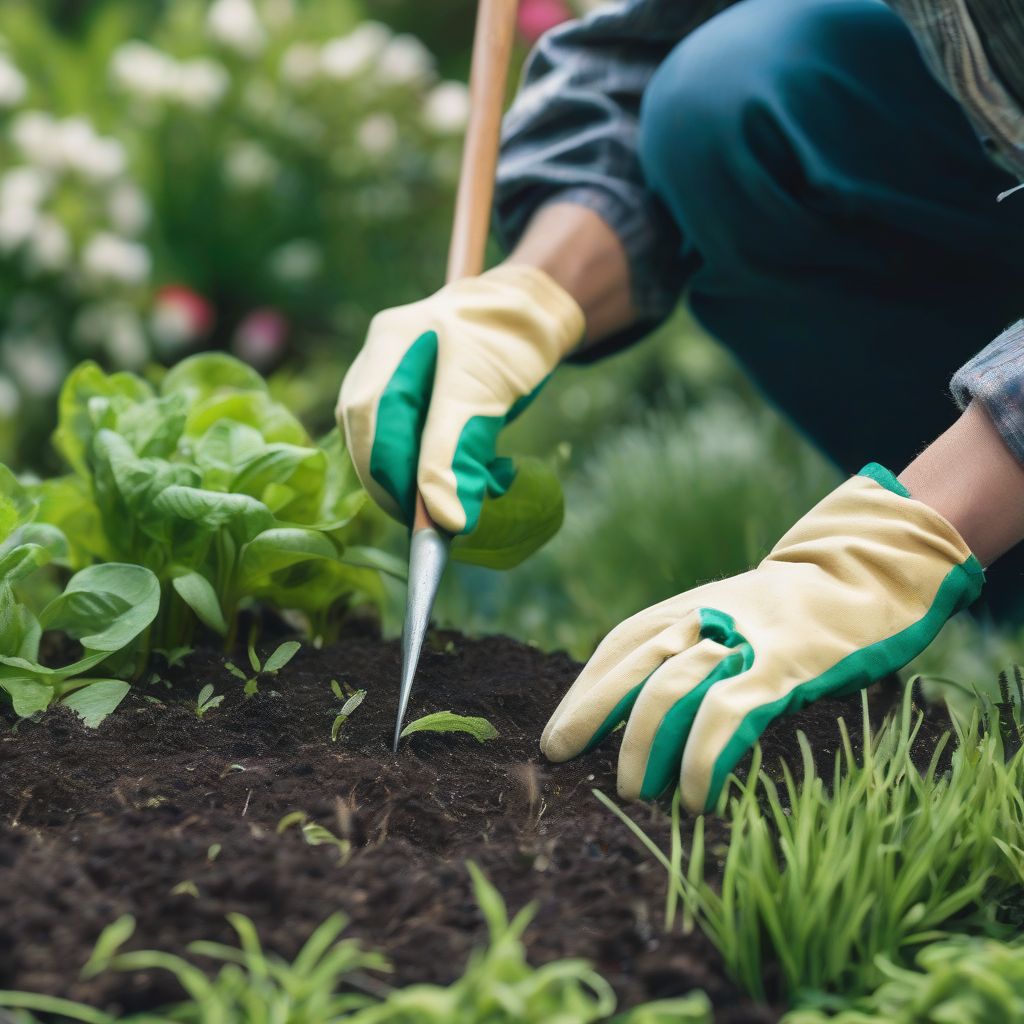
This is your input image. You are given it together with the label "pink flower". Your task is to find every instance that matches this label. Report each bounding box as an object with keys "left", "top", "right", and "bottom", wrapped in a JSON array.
[
  {"left": 232, "top": 307, "right": 288, "bottom": 369},
  {"left": 151, "top": 285, "right": 214, "bottom": 354},
  {"left": 517, "top": 0, "right": 572, "bottom": 43}
]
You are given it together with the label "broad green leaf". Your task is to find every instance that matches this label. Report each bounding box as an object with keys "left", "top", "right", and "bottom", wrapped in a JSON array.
[
  {"left": 161, "top": 352, "right": 266, "bottom": 404},
  {"left": 341, "top": 545, "right": 408, "bottom": 581},
  {"left": 231, "top": 444, "right": 326, "bottom": 520},
  {"left": 263, "top": 640, "right": 300, "bottom": 673},
  {"left": 399, "top": 711, "right": 499, "bottom": 743},
  {"left": 53, "top": 361, "right": 153, "bottom": 476},
  {"left": 315, "top": 428, "right": 369, "bottom": 532},
  {"left": 39, "top": 563, "right": 160, "bottom": 674},
  {"left": 30, "top": 475, "right": 110, "bottom": 568},
  {"left": 0, "top": 542, "right": 53, "bottom": 585},
  {"left": 193, "top": 420, "right": 266, "bottom": 488},
  {"left": 184, "top": 392, "right": 309, "bottom": 447},
  {"left": 172, "top": 571, "right": 228, "bottom": 636},
  {"left": 0, "top": 463, "right": 35, "bottom": 537},
  {"left": 152, "top": 487, "right": 274, "bottom": 544},
  {"left": 0, "top": 594, "right": 42, "bottom": 662},
  {"left": 109, "top": 392, "right": 187, "bottom": 459},
  {"left": 451, "top": 457, "right": 564, "bottom": 570},
  {"left": 62, "top": 679, "right": 130, "bottom": 727},
  {"left": 0, "top": 674, "right": 52, "bottom": 716}
]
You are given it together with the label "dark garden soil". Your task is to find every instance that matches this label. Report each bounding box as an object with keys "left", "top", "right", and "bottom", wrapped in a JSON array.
[{"left": 0, "top": 620, "right": 950, "bottom": 1021}]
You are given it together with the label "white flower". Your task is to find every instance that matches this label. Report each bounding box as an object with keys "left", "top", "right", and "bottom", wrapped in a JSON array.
[
  {"left": 423, "top": 80, "right": 469, "bottom": 134},
  {"left": 0, "top": 204, "right": 37, "bottom": 253},
  {"left": 110, "top": 41, "right": 177, "bottom": 100},
  {"left": 225, "top": 140, "right": 278, "bottom": 189},
  {"left": 376, "top": 34, "right": 434, "bottom": 86},
  {"left": 0, "top": 55, "right": 26, "bottom": 109},
  {"left": 82, "top": 232, "right": 151, "bottom": 285},
  {"left": 280, "top": 43, "right": 319, "bottom": 88},
  {"left": 174, "top": 59, "right": 229, "bottom": 109},
  {"left": 59, "top": 119, "right": 126, "bottom": 182},
  {"left": 207, "top": 0, "right": 267, "bottom": 58},
  {"left": 106, "top": 181, "right": 150, "bottom": 235},
  {"left": 268, "top": 238, "right": 321, "bottom": 283},
  {"left": 356, "top": 113, "right": 398, "bottom": 157},
  {"left": 10, "top": 111, "right": 61, "bottom": 167},
  {"left": 0, "top": 374, "right": 20, "bottom": 418},
  {"left": 320, "top": 22, "right": 392, "bottom": 80},
  {"left": 27, "top": 215, "right": 71, "bottom": 273},
  {"left": 0, "top": 167, "right": 51, "bottom": 210},
  {"left": 5, "top": 337, "right": 65, "bottom": 397},
  {"left": 104, "top": 308, "right": 149, "bottom": 368}
]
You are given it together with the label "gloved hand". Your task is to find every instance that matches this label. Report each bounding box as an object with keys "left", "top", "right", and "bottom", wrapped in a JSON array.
[
  {"left": 337, "top": 264, "right": 584, "bottom": 535},
  {"left": 541, "top": 464, "right": 984, "bottom": 812}
]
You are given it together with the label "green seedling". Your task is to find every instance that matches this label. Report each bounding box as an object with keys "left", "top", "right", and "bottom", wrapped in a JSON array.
[
  {"left": 330, "top": 679, "right": 366, "bottom": 741},
  {"left": 0, "top": 865, "right": 711, "bottom": 1023},
  {"left": 227, "top": 639, "right": 301, "bottom": 697},
  {"left": 155, "top": 645, "right": 193, "bottom": 668},
  {"left": 399, "top": 711, "right": 498, "bottom": 743},
  {"left": 277, "top": 811, "right": 350, "bottom": 863},
  {"left": 194, "top": 684, "right": 224, "bottom": 720}
]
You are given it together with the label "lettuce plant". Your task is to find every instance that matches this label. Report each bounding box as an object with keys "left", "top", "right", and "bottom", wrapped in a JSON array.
[
  {"left": 34, "top": 353, "right": 393, "bottom": 647},
  {"left": 0, "top": 464, "right": 159, "bottom": 723}
]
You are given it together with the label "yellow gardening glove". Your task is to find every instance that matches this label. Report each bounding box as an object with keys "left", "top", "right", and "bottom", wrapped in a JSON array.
[
  {"left": 541, "top": 464, "right": 984, "bottom": 812},
  {"left": 337, "top": 264, "right": 584, "bottom": 535}
]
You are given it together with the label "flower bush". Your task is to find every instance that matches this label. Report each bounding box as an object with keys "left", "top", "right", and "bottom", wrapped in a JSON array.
[{"left": 0, "top": 0, "right": 472, "bottom": 467}]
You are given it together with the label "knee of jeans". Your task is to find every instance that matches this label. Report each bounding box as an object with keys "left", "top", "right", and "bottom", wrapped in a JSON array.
[{"left": 638, "top": 0, "right": 894, "bottom": 234}]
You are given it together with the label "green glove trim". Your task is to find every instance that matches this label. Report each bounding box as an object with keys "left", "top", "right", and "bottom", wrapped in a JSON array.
[
  {"left": 453, "top": 416, "right": 514, "bottom": 534},
  {"left": 857, "top": 462, "right": 912, "bottom": 498},
  {"left": 583, "top": 680, "right": 645, "bottom": 755},
  {"left": 703, "top": 552, "right": 984, "bottom": 810},
  {"left": 640, "top": 609, "right": 754, "bottom": 800},
  {"left": 369, "top": 331, "right": 438, "bottom": 523}
]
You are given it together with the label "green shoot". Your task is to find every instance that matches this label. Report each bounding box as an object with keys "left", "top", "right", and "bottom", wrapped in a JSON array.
[
  {"left": 0, "top": 867, "right": 712, "bottom": 1023},
  {"left": 155, "top": 646, "right": 193, "bottom": 668},
  {"left": 331, "top": 680, "right": 366, "bottom": 741},
  {"left": 598, "top": 688, "right": 1024, "bottom": 1005},
  {"left": 228, "top": 641, "right": 301, "bottom": 697},
  {"left": 399, "top": 711, "right": 498, "bottom": 744},
  {"left": 194, "top": 684, "right": 224, "bottom": 720},
  {"left": 277, "top": 811, "right": 350, "bottom": 864}
]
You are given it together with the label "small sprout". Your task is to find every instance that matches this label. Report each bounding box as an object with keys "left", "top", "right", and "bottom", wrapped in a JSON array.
[
  {"left": 229, "top": 641, "right": 301, "bottom": 698},
  {"left": 81, "top": 916, "right": 136, "bottom": 980},
  {"left": 330, "top": 680, "right": 366, "bottom": 741},
  {"left": 207, "top": 843, "right": 222, "bottom": 862},
  {"left": 156, "top": 645, "right": 193, "bottom": 668},
  {"left": 170, "top": 880, "right": 199, "bottom": 898},
  {"left": 399, "top": 711, "right": 499, "bottom": 743},
  {"left": 195, "top": 684, "right": 225, "bottom": 720},
  {"left": 276, "top": 811, "right": 351, "bottom": 863}
]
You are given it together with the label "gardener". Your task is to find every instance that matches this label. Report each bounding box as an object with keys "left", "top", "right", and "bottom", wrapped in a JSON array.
[{"left": 339, "top": 0, "right": 1024, "bottom": 812}]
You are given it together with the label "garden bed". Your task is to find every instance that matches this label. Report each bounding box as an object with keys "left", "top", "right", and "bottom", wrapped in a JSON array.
[{"left": 0, "top": 623, "right": 945, "bottom": 1021}]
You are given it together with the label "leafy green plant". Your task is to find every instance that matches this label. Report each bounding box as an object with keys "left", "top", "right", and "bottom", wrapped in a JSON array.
[
  {"left": 784, "top": 935, "right": 1024, "bottom": 1024},
  {"left": 399, "top": 711, "right": 498, "bottom": 743},
  {"left": 277, "top": 810, "right": 351, "bottom": 864},
  {"left": 34, "top": 354, "right": 394, "bottom": 647},
  {"left": 330, "top": 679, "right": 366, "bottom": 741},
  {"left": 599, "top": 688, "right": 1024, "bottom": 1006},
  {"left": 0, "top": 464, "right": 160, "bottom": 724},
  {"left": 0, "top": 863, "right": 712, "bottom": 1023},
  {"left": 193, "top": 684, "right": 224, "bottom": 720}
]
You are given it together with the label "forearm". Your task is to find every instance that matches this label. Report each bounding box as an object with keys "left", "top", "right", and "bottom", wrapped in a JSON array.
[
  {"left": 899, "top": 401, "right": 1024, "bottom": 567},
  {"left": 506, "top": 202, "right": 635, "bottom": 348}
]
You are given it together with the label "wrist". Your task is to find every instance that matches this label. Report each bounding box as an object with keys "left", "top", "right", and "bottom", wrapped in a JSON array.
[{"left": 898, "top": 402, "right": 1024, "bottom": 567}]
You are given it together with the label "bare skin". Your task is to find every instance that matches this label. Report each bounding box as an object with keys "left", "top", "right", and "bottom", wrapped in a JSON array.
[{"left": 505, "top": 201, "right": 1024, "bottom": 566}]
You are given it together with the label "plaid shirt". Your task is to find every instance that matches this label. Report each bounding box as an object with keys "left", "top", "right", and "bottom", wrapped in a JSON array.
[{"left": 495, "top": 0, "right": 1024, "bottom": 459}]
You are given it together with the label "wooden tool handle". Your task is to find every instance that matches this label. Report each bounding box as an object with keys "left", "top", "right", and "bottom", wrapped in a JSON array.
[{"left": 414, "top": 0, "right": 519, "bottom": 534}]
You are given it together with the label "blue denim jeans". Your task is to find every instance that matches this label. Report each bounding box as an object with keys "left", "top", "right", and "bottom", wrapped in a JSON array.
[{"left": 637, "top": 0, "right": 1024, "bottom": 617}]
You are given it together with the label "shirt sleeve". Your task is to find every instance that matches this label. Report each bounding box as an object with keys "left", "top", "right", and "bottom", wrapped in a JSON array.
[
  {"left": 950, "top": 318, "right": 1024, "bottom": 464},
  {"left": 495, "top": 0, "right": 725, "bottom": 355}
]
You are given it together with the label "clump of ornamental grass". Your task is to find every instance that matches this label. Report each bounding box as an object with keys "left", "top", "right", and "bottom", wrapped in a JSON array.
[
  {"left": 0, "top": 865, "right": 711, "bottom": 1024},
  {"left": 598, "top": 687, "right": 1024, "bottom": 1007},
  {"left": 783, "top": 934, "right": 1024, "bottom": 1023}
]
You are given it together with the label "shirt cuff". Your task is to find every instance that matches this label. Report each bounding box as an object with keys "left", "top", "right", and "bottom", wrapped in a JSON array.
[{"left": 950, "top": 318, "right": 1024, "bottom": 464}]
